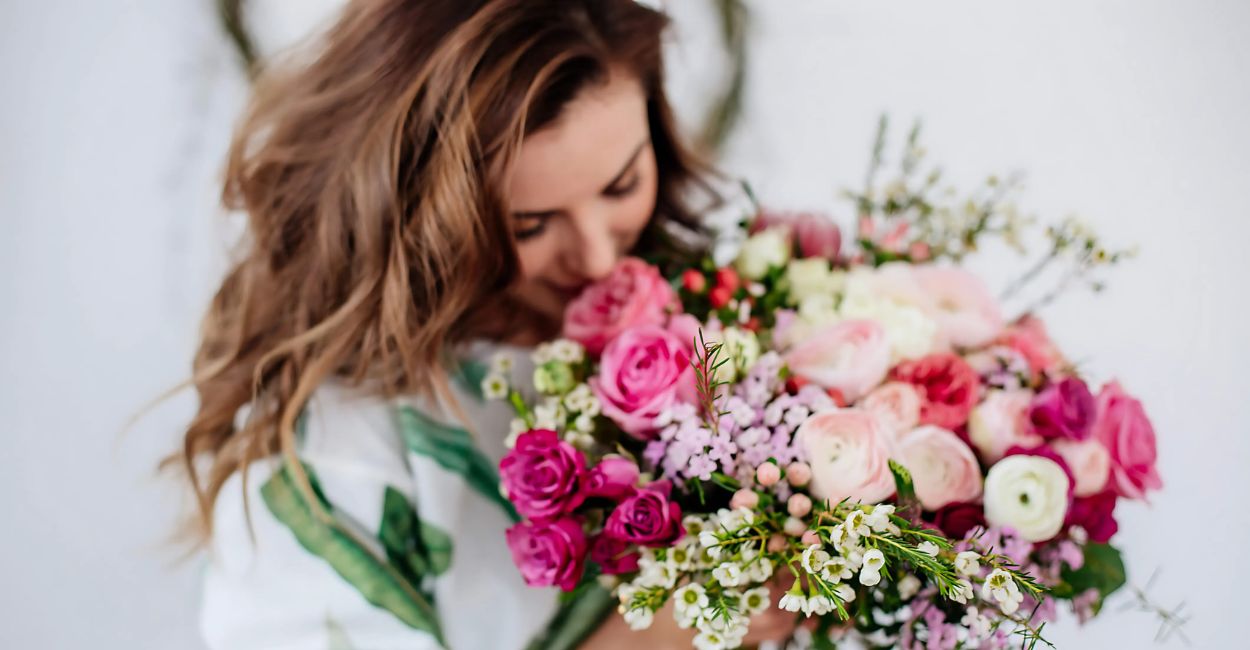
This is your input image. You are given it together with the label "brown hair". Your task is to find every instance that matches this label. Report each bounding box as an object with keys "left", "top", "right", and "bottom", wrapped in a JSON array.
[{"left": 170, "top": 0, "right": 721, "bottom": 543}]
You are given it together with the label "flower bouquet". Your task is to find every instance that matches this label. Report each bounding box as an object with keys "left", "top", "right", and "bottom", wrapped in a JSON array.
[{"left": 490, "top": 124, "right": 1161, "bottom": 649}]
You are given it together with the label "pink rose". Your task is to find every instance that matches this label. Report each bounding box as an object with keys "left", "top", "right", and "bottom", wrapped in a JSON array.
[
  {"left": 603, "top": 480, "right": 685, "bottom": 547},
  {"left": 1029, "top": 377, "right": 1096, "bottom": 441},
  {"left": 588, "top": 533, "right": 640, "bottom": 575},
  {"left": 968, "top": 390, "right": 1043, "bottom": 463},
  {"left": 896, "top": 425, "right": 984, "bottom": 511},
  {"left": 499, "top": 429, "right": 586, "bottom": 520},
  {"left": 584, "top": 457, "right": 640, "bottom": 501},
  {"left": 591, "top": 325, "right": 695, "bottom": 439},
  {"left": 861, "top": 382, "right": 923, "bottom": 437},
  {"left": 891, "top": 353, "right": 981, "bottom": 430},
  {"left": 505, "top": 517, "right": 587, "bottom": 591},
  {"left": 562, "top": 257, "right": 677, "bottom": 355},
  {"left": 785, "top": 319, "right": 891, "bottom": 403},
  {"left": 997, "top": 314, "right": 1066, "bottom": 376},
  {"left": 1092, "top": 381, "right": 1162, "bottom": 500},
  {"left": 1051, "top": 438, "right": 1111, "bottom": 497},
  {"left": 912, "top": 266, "right": 1005, "bottom": 349},
  {"left": 797, "top": 409, "right": 897, "bottom": 504}
]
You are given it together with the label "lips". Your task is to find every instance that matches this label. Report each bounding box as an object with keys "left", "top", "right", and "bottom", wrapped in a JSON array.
[{"left": 548, "top": 281, "right": 588, "bottom": 300}]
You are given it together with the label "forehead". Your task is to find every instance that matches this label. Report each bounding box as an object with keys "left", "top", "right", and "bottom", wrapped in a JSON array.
[{"left": 506, "top": 71, "right": 650, "bottom": 211}]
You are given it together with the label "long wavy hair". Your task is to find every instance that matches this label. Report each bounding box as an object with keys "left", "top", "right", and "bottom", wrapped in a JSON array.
[{"left": 169, "top": 0, "right": 721, "bottom": 544}]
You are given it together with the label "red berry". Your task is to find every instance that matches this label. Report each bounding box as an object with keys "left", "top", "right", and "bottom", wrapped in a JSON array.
[
  {"left": 709, "top": 285, "right": 732, "bottom": 309},
  {"left": 681, "top": 269, "right": 707, "bottom": 294},
  {"left": 714, "top": 267, "right": 740, "bottom": 293},
  {"left": 785, "top": 375, "right": 809, "bottom": 394},
  {"left": 826, "top": 388, "right": 848, "bottom": 408}
]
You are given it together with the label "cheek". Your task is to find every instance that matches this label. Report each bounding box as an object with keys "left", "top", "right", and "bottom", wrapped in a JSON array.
[{"left": 615, "top": 172, "right": 659, "bottom": 244}]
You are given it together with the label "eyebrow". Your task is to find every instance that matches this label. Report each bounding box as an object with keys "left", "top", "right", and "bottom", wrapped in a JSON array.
[{"left": 512, "top": 137, "right": 651, "bottom": 219}]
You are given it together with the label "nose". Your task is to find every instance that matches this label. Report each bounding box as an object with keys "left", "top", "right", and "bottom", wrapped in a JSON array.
[{"left": 565, "top": 209, "right": 617, "bottom": 282}]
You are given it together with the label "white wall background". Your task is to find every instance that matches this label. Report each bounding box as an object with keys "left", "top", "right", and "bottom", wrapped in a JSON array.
[{"left": 2, "top": 1, "right": 1246, "bottom": 648}]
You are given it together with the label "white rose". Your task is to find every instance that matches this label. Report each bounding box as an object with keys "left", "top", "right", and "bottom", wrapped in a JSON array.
[
  {"left": 983, "top": 455, "right": 1071, "bottom": 542},
  {"left": 784, "top": 258, "right": 844, "bottom": 305},
  {"left": 735, "top": 227, "right": 791, "bottom": 280}
]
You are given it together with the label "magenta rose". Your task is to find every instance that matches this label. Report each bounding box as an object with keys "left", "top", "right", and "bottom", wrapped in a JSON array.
[
  {"left": 591, "top": 325, "right": 695, "bottom": 439},
  {"left": 1065, "top": 490, "right": 1119, "bottom": 543},
  {"left": 584, "top": 457, "right": 640, "bottom": 501},
  {"left": 1092, "top": 381, "right": 1162, "bottom": 501},
  {"left": 562, "top": 257, "right": 677, "bottom": 355},
  {"left": 891, "top": 353, "right": 981, "bottom": 431},
  {"left": 603, "top": 480, "right": 685, "bottom": 547},
  {"left": 1029, "top": 377, "right": 1096, "bottom": 441},
  {"left": 931, "top": 501, "right": 988, "bottom": 539},
  {"left": 588, "top": 533, "right": 640, "bottom": 575},
  {"left": 505, "top": 517, "right": 587, "bottom": 591},
  {"left": 499, "top": 429, "right": 586, "bottom": 520}
]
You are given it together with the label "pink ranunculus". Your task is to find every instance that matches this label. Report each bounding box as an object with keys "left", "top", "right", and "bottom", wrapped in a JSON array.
[
  {"left": 891, "top": 353, "right": 981, "bottom": 430},
  {"left": 1065, "top": 490, "right": 1119, "bottom": 543},
  {"left": 968, "top": 390, "right": 1044, "bottom": 463},
  {"left": 997, "top": 314, "right": 1066, "bottom": 376},
  {"left": 860, "top": 381, "right": 924, "bottom": 437},
  {"left": 588, "top": 533, "right": 640, "bottom": 575},
  {"left": 912, "top": 266, "right": 1005, "bottom": 349},
  {"left": 1051, "top": 438, "right": 1111, "bottom": 497},
  {"left": 785, "top": 319, "right": 892, "bottom": 403},
  {"left": 499, "top": 429, "right": 586, "bottom": 520},
  {"left": 603, "top": 480, "right": 685, "bottom": 547},
  {"left": 1092, "top": 381, "right": 1162, "bottom": 501},
  {"left": 896, "top": 425, "right": 984, "bottom": 511},
  {"left": 583, "top": 457, "right": 640, "bottom": 501},
  {"left": 505, "top": 517, "right": 587, "bottom": 592},
  {"left": 562, "top": 257, "right": 677, "bottom": 355},
  {"left": 1029, "top": 377, "right": 1096, "bottom": 441},
  {"left": 797, "top": 409, "right": 897, "bottom": 504},
  {"left": 591, "top": 325, "right": 695, "bottom": 439}
]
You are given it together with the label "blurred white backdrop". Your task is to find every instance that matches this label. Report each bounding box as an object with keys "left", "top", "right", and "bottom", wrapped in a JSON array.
[{"left": 2, "top": 1, "right": 1247, "bottom": 648}]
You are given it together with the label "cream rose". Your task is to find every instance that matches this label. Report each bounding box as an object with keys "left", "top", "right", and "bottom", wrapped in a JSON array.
[
  {"left": 784, "top": 258, "right": 844, "bottom": 305},
  {"left": 896, "top": 425, "right": 984, "bottom": 511},
  {"left": 735, "top": 226, "right": 791, "bottom": 280},
  {"left": 983, "top": 455, "right": 1071, "bottom": 542},
  {"left": 797, "top": 409, "right": 897, "bottom": 504},
  {"left": 1051, "top": 438, "right": 1111, "bottom": 497},
  {"left": 839, "top": 267, "right": 938, "bottom": 361}
]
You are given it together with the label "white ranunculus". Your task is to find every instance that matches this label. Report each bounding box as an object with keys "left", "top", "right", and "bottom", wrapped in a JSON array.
[
  {"left": 983, "top": 455, "right": 1071, "bottom": 542},
  {"left": 734, "top": 227, "right": 791, "bottom": 280},
  {"left": 784, "top": 258, "right": 844, "bottom": 304}
]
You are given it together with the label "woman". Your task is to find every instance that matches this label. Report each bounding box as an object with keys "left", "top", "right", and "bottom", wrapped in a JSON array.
[{"left": 174, "top": 0, "right": 798, "bottom": 647}]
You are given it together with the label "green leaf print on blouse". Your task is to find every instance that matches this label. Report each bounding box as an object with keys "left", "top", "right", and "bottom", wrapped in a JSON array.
[
  {"left": 453, "top": 358, "right": 489, "bottom": 401},
  {"left": 261, "top": 462, "right": 447, "bottom": 646},
  {"left": 379, "top": 486, "right": 453, "bottom": 594},
  {"left": 397, "top": 405, "right": 520, "bottom": 523}
]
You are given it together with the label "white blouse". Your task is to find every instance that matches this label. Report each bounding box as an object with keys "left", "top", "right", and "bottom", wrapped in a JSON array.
[{"left": 199, "top": 345, "right": 608, "bottom": 649}]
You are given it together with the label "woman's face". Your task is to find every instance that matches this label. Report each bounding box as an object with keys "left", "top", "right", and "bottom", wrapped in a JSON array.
[{"left": 504, "top": 68, "right": 658, "bottom": 330}]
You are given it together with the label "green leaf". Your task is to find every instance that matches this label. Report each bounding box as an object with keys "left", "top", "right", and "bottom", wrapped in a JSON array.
[
  {"left": 397, "top": 406, "right": 520, "bottom": 523},
  {"left": 889, "top": 459, "right": 922, "bottom": 522},
  {"left": 378, "top": 487, "right": 454, "bottom": 588},
  {"left": 1053, "top": 543, "right": 1127, "bottom": 604},
  {"left": 261, "top": 462, "right": 446, "bottom": 645},
  {"left": 453, "top": 358, "right": 490, "bottom": 401},
  {"left": 525, "top": 582, "right": 615, "bottom": 650}
]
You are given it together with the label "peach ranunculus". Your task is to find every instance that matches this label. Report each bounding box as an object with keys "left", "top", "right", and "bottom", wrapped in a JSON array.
[
  {"left": 860, "top": 382, "right": 923, "bottom": 437},
  {"left": 912, "top": 265, "right": 1005, "bottom": 349},
  {"left": 996, "top": 314, "right": 1066, "bottom": 376},
  {"left": 797, "top": 409, "right": 897, "bottom": 504},
  {"left": 896, "top": 425, "right": 984, "bottom": 511},
  {"left": 784, "top": 319, "right": 891, "bottom": 404},
  {"left": 562, "top": 257, "right": 677, "bottom": 355},
  {"left": 1051, "top": 438, "right": 1111, "bottom": 498},
  {"left": 968, "top": 389, "right": 1044, "bottom": 463}
]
